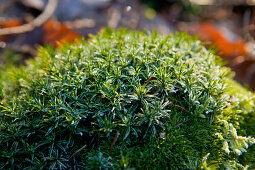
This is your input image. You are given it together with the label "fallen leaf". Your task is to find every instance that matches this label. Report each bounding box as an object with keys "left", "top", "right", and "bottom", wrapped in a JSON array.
[
  {"left": 42, "top": 19, "right": 80, "bottom": 47},
  {"left": 0, "top": 19, "right": 23, "bottom": 41},
  {"left": 198, "top": 23, "right": 248, "bottom": 58}
]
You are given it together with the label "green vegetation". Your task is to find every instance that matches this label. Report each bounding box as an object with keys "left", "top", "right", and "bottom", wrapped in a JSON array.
[{"left": 0, "top": 28, "right": 254, "bottom": 169}]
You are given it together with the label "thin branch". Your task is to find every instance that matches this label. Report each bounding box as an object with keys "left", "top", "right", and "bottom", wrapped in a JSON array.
[
  {"left": 65, "top": 19, "right": 96, "bottom": 29},
  {"left": 172, "top": 103, "right": 189, "bottom": 113},
  {"left": 175, "top": 119, "right": 189, "bottom": 128},
  {"left": 0, "top": 0, "right": 58, "bottom": 36},
  {"left": 0, "top": 42, "right": 37, "bottom": 56},
  {"left": 165, "top": 98, "right": 190, "bottom": 113},
  {"left": 243, "top": 8, "right": 254, "bottom": 42},
  {"left": 68, "top": 144, "right": 87, "bottom": 161},
  {"left": 109, "top": 131, "right": 120, "bottom": 152},
  {"left": 146, "top": 76, "right": 155, "bottom": 85}
]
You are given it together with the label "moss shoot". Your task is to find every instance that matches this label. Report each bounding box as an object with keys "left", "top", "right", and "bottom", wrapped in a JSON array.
[{"left": 0, "top": 28, "right": 254, "bottom": 169}]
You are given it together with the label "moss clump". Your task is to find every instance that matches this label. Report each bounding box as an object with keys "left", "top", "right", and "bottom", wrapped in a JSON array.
[{"left": 0, "top": 28, "right": 254, "bottom": 169}]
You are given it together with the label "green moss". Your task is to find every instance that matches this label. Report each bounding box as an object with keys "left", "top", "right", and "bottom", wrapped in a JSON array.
[{"left": 0, "top": 28, "right": 254, "bottom": 169}]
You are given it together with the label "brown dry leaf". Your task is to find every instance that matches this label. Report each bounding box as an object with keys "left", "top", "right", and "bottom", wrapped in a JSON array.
[
  {"left": 42, "top": 19, "right": 80, "bottom": 47},
  {"left": 0, "top": 19, "right": 23, "bottom": 41},
  {"left": 198, "top": 23, "right": 248, "bottom": 58}
]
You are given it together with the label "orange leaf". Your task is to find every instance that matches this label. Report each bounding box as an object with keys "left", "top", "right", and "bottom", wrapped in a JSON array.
[
  {"left": 42, "top": 19, "right": 80, "bottom": 47},
  {"left": 0, "top": 19, "right": 23, "bottom": 41},
  {"left": 0, "top": 19, "right": 23, "bottom": 28},
  {"left": 198, "top": 23, "right": 248, "bottom": 58}
]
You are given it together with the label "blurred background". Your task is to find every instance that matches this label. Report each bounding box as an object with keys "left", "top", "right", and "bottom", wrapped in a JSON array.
[{"left": 1, "top": 0, "right": 255, "bottom": 90}]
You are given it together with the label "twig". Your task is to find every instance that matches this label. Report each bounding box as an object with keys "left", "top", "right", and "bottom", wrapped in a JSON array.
[
  {"left": 108, "top": 7, "right": 121, "bottom": 28},
  {"left": 65, "top": 19, "right": 95, "bottom": 29},
  {"left": 175, "top": 119, "right": 189, "bottom": 128},
  {"left": 172, "top": 103, "right": 189, "bottom": 113},
  {"left": 0, "top": 0, "right": 58, "bottom": 36},
  {"left": 109, "top": 131, "right": 120, "bottom": 152},
  {"left": 243, "top": 8, "right": 254, "bottom": 42},
  {"left": 0, "top": 42, "right": 37, "bottom": 56},
  {"left": 146, "top": 76, "right": 155, "bottom": 85},
  {"left": 68, "top": 144, "right": 87, "bottom": 161},
  {"left": 164, "top": 98, "right": 189, "bottom": 113}
]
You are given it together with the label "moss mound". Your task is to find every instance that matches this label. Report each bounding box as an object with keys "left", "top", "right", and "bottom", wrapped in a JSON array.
[{"left": 0, "top": 28, "right": 254, "bottom": 169}]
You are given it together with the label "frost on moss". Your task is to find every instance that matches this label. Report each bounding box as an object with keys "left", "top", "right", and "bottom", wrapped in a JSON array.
[{"left": 0, "top": 28, "right": 254, "bottom": 169}]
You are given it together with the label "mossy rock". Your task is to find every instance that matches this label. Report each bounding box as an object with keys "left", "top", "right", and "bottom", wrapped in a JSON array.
[{"left": 0, "top": 28, "right": 254, "bottom": 169}]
